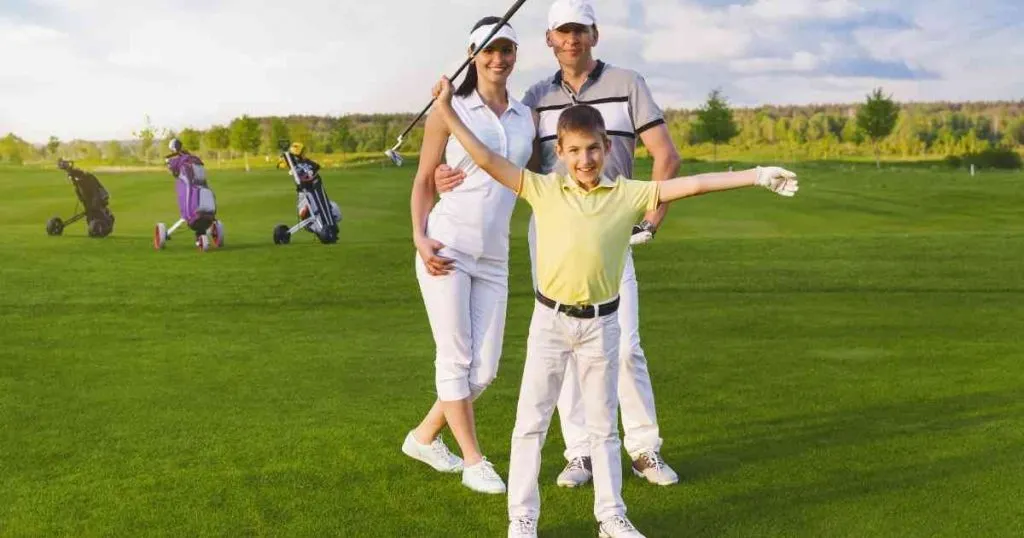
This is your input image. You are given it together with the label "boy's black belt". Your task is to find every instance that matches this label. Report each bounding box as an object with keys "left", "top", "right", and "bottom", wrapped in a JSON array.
[{"left": 535, "top": 290, "right": 620, "bottom": 319}]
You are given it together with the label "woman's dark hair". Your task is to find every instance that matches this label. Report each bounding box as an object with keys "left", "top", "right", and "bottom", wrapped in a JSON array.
[{"left": 455, "top": 16, "right": 512, "bottom": 97}]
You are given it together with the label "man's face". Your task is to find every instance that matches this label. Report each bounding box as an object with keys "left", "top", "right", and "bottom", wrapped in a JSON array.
[
  {"left": 556, "top": 129, "right": 609, "bottom": 188},
  {"left": 546, "top": 23, "right": 598, "bottom": 68}
]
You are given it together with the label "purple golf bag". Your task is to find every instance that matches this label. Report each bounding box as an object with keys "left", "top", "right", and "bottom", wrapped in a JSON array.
[
  {"left": 154, "top": 145, "right": 224, "bottom": 252},
  {"left": 167, "top": 152, "right": 217, "bottom": 233}
]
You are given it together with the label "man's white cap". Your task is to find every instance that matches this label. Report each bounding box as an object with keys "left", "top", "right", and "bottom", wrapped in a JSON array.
[
  {"left": 547, "top": 0, "right": 597, "bottom": 31},
  {"left": 469, "top": 22, "right": 519, "bottom": 50}
]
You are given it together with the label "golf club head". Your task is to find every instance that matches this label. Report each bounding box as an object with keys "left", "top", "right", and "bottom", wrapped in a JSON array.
[{"left": 385, "top": 148, "right": 404, "bottom": 167}]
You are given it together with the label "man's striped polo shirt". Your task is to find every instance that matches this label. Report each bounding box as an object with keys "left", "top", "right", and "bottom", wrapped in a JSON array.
[{"left": 521, "top": 60, "right": 666, "bottom": 181}]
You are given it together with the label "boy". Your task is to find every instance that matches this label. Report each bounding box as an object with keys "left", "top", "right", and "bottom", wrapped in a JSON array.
[
  {"left": 429, "top": 76, "right": 798, "bottom": 538},
  {"left": 436, "top": 0, "right": 686, "bottom": 488}
]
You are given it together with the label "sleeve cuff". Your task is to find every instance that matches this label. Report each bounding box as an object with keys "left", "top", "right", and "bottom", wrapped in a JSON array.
[{"left": 636, "top": 118, "right": 666, "bottom": 135}]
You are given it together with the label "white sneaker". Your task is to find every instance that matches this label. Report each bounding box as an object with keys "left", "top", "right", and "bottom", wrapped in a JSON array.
[
  {"left": 462, "top": 457, "right": 506, "bottom": 494},
  {"left": 598, "top": 516, "right": 646, "bottom": 538},
  {"left": 631, "top": 451, "right": 679, "bottom": 486},
  {"left": 508, "top": 517, "right": 538, "bottom": 538},
  {"left": 556, "top": 456, "right": 592, "bottom": 488},
  {"left": 401, "top": 431, "right": 463, "bottom": 473}
]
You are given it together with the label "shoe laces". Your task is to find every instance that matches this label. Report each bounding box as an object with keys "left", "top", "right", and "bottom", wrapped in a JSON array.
[
  {"left": 603, "top": 516, "right": 637, "bottom": 532},
  {"left": 470, "top": 458, "right": 500, "bottom": 480},
  {"left": 567, "top": 456, "right": 589, "bottom": 472},
  {"left": 510, "top": 518, "right": 537, "bottom": 534},
  {"left": 429, "top": 436, "right": 457, "bottom": 462},
  {"left": 638, "top": 451, "right": 665, "bottom": 471}
]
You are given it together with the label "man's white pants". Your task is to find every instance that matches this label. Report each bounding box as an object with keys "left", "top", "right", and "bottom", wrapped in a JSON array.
[
  {"left": 508, "top": 301, "right": 625, "bottom": 522},
  {"left": 415, "top": 247, "right": 508, "bottom": 402},
  {"left": 528, "top": 217, "right": 663, "bottom": 459}
]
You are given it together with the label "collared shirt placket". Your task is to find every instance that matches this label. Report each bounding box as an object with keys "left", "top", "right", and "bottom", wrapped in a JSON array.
[
  {"left": 559, "top": 66, "right": 599, "bottom": 105},
  {"left": 495, "top": 110, "right": 510, "bottom": 159}
]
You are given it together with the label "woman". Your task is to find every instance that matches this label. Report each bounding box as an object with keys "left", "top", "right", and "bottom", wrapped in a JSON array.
[{"left": 403, "top": 16, "right": 535, "bottom": 494}]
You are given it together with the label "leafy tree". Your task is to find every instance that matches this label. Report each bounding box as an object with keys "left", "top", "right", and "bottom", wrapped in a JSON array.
[
  {"left": 759, "top": 115, "right": 776, "bottom": 144},
  {"left": 287, "top": 120, "right": 313, "bottom": 153},
  {"left": 103, "top": 141, "right": 125, "bottom": 163},
  {"left": 329, "top": 117, "right": 352, "bottom": 153},
  {"left": 856, "top": 88, "right": 900, "bottom": 168},
  {"left": 66, "top": 140, "right": 101, "bottom": 161},
  {"left": 133, "top": 115, "right": 158, "bottom": 164},
  {"left": 692, "top": 89, "right": 738, "bottom": 162},
  {"left": 179, "top": 128, "right": 202, "bottom": 152},
  {"left": 46, "top": 136, "right": 61, "bottom": 158},
  {"left": 229, "top": 115, "right": 261, "bottom": 171},
  {"left": 1006, "top": 117, "right": 1024, "bottom": 146},
  {"left": 266, "top": 118, "right": 290, "bottom": 154},
  {"left": 0, "top": 133, "right": 30, "bottom": 164},
  {"left": 840, "top": 116, "right": 861, "bottom": 144},
  {"left": 204, "top": 125, "right": 230, "bottom": 162},
  {"left": 377, "top": 118, "right": 391, "bottom": 153}
]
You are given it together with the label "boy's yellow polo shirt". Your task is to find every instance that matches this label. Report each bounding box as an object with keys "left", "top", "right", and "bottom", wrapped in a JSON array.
[{"left": 517, "top": 169, "right": 660, "bottom": 305}]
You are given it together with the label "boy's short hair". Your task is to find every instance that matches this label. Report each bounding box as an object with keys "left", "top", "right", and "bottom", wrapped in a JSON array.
[{"left": 556, "top": 104, "right": 606, "bottom": 143}]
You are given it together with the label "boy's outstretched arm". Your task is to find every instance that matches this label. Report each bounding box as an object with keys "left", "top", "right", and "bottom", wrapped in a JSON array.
[
  {"left": 657, "top": 166, "right": 799, "bottom": 202},
  {"left": 431, "top": 76, "right": 523, "bottom": 192}
]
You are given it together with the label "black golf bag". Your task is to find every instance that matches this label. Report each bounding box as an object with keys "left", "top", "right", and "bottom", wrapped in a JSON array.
[
  {"left": 273, "top": 145, "right": 341, "bottom": 245},
  {"left": 47, "top": 160, "right": 115, "bottom": 237}
]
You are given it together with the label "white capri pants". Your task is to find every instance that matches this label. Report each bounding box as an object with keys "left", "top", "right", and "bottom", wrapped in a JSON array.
[{"left": 415, "top": 247, "right": 509, "bottom": 402}]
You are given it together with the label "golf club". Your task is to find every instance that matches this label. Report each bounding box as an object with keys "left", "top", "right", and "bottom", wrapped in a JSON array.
[{"left": 385, "top": 0, "right": 529, "bottom": 166}]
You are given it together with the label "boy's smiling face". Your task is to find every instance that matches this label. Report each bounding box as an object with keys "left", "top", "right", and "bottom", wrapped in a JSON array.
[{"left": 556, "top": 129, "right": 610, "bottom": 190}]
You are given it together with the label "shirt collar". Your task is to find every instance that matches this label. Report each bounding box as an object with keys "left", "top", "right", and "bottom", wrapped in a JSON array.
[
  {"left": 465, "top": 90, "right": 486, "bottom": 109},
  {"left": 467, "top": 90, "right": 524, "bottom": 116},
  {"left": 560, "top": 172, "right": 616, "bottom": 193},
  {"left": 552, "top": 59, "right": 606, "bottom": 86}
]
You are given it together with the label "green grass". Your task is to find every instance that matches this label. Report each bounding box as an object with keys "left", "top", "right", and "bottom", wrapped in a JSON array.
[{"left": 1, "top": 161, "right": 1023, "bottom": 537}]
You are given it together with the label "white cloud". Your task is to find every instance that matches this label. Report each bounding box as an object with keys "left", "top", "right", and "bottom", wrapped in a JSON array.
[
  {"left": 730, "top": 51, "right": 820, "bottom": 73},
  {"left": 5, "top": 22, "right": 65, "bottom": 43},
  {"left": 742, "top": 0, "right": 865, "bottom": 21},
  {"left": 1, "top": 0, "right": 1022, "bottom": 142},
  {"left": 641, "top": 2, "right": 754, "bottom": 62}
]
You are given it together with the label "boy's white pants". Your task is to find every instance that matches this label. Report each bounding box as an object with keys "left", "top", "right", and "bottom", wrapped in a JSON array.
[
  {"left": 508, "top": 301, "right": 625, "bottom": 522},
  {"left": 528, "top": 217, "right": 663, "bottom": 459},
  {"left": 415, "top": 247, "right": 508, "bottom": 402}
]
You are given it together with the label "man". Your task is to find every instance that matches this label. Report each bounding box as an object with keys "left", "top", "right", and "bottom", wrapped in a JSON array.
[{"left": 435, "top": 0, "right": 681, "bottom": 487}]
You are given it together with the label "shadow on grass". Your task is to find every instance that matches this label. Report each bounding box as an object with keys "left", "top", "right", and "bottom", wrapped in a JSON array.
[
  {"left": 676, "top": 388, "right": 1023, "bottom": 481},
  {"left": 624, "top": 388, "right": 1024, "bottom": 534}
]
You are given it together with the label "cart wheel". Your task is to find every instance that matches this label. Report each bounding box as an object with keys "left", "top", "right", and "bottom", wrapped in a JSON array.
[
  {"left": 211, "top": 221, "right": 225, "bottom": 248},
  {"left": 46, "top": 217, "right": 64, "bottom": 236},
  {"left": 88, "top": 219, "right": 105, "bottom": 238},
  {"left": 154, "top": 223, "right": 168, "bottom": 250},
  {"left": 103, "top": 214, "right": 115, "bottom": 237},
  {"left": 319, "top": 226, "right": 339, "bottom": 245},
  {"left": 273, "top": 224, "right": 291, "bottom": 245}
]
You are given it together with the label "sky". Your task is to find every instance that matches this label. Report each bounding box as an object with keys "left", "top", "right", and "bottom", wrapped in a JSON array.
[{"left": 1, "top": 0, "right": 1022, "bottom": 142}]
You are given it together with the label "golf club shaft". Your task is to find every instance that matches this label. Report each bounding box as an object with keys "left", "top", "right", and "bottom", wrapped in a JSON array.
[
  {"left": 392, "top": 0, "right": 529, "bottom": 144},
  {"left": 282, "top": 151, "right": 302, "bottom": 186}
]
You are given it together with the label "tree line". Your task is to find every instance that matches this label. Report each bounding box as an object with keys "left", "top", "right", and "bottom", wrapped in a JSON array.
[
  {"left": 680, "top": 89, "right": 1023, "bottom": 167},
  {"left": 2, "top": 90, "right": 1023, "bottom": 167}
]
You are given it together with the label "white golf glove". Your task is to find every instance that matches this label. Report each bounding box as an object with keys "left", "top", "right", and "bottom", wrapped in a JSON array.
[
  {"left": 755, "top": 166, "right": 799, "bottom": 197},
  {"left": 630, "top": 220, "right": 656, "bottom": 245}
]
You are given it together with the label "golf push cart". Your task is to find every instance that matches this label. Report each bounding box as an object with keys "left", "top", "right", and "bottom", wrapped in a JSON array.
[
  {"left": 153, "top": 138, "right": 225, "bottom": 252},
  {"left": 272, "top": 141, "right": 341, "bottom": 245},
  {"left": 46, "top": 159, "right": 115, "bottom": 238}
]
